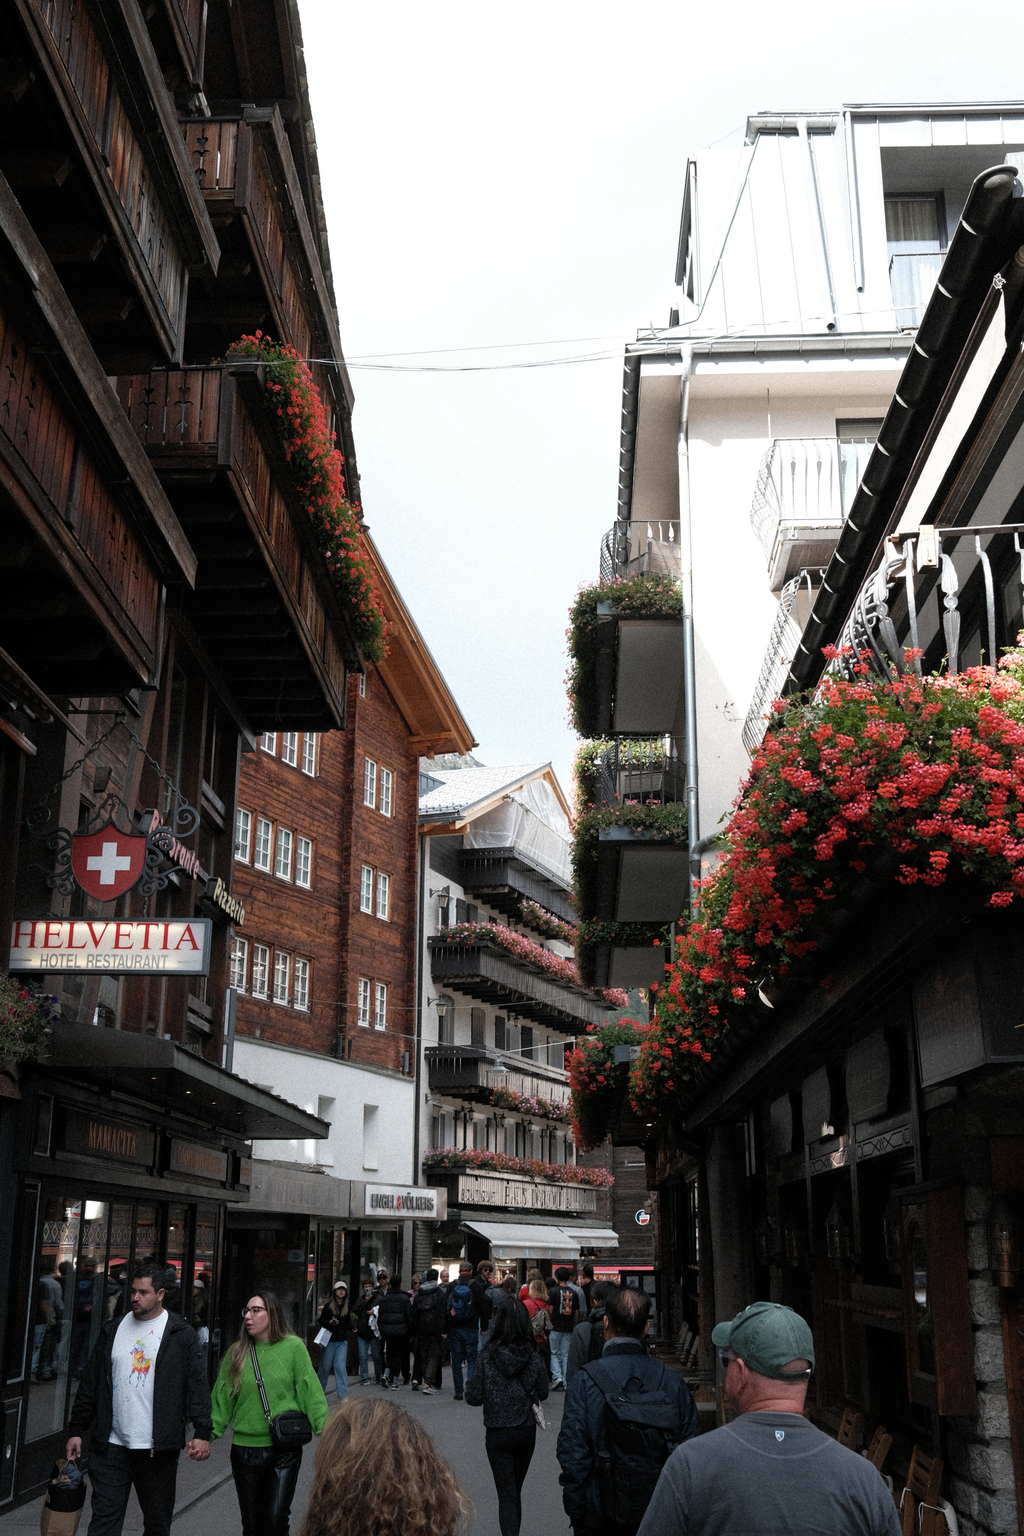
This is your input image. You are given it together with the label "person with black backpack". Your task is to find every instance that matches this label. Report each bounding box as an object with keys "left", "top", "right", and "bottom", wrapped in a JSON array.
[
  {"left": 548, "top": 1266, "right": 579, "bottom": 1390},
  {"left": 565, "top": 1280, "right": 615, "bottom": 1384},
  {"left": 443, "top": 1262, "right": 479, "bottom": 1400},
  {"left": 556, "top": 1286, "right": 699, "bottom": 1536},
  {"left": 411, "top": 1270, "right": 447, "bottom": 1395}
]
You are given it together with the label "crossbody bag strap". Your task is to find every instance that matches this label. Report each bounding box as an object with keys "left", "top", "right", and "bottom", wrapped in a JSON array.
[{"left": 249, "top": 1344, "right": 274, "bottom": 1426}]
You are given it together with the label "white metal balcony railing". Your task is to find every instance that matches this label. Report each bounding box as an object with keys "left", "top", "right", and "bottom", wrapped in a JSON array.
[
  {"left": 741, "top": 572, "right": 819, "bottom": 756},
  {"left": 750, "top": 437, "right": 873, "bottom": 592},
  {"left": 889, "top": 251, "right": 945, "bottom": 330},
  {"left": 599, "top": 520, "right": 681, "bottom": 583}
]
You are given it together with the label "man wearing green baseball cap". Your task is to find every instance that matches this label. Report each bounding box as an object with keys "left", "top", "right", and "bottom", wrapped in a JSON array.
[{"left": 637, "top": 1302, "right": 901, "bottom": 1535}]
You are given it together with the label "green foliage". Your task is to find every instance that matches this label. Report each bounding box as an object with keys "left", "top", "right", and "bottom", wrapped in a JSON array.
[{"left": 566, "top": 574, "right": 681, "bottom": 737}]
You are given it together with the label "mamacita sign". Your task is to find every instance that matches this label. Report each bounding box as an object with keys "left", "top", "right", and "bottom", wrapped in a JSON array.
[
  {"left": 64, "top": 1111, "right": 155, "bottom": 1165},
  {"left": 9, "top": 918, "right": 212, "bottom": 973},
  {"left": 364, "top": 1184, "right": 440, "bottom": 1217}
]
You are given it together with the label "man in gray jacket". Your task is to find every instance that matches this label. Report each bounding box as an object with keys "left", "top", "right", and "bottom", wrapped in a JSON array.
[
  {"left": 565, "top": 1281, "right": 615, "bottom": 1384},
  {"left": 637, "top": 1302, "right": 902, "bottom": 1536}
]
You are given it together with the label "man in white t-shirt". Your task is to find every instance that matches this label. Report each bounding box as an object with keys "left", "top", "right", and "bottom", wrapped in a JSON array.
[{"left": 68, "top": 1264, "right": 212, "bottom": 1536}]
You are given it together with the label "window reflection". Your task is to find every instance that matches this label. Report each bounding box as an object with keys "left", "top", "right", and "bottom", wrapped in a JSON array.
[{"left": 26, "top": 1195, "right": 80, "bottom": 1442}]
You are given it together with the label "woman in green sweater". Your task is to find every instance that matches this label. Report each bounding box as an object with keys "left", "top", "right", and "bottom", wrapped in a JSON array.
[{"left": 212, "top": 1291, "right": 329, "bottom": 1536}]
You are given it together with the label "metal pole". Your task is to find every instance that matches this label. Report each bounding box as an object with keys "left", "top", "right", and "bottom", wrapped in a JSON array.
[{"left": 677, "top": 345, "right": 700, "bottom": 918}]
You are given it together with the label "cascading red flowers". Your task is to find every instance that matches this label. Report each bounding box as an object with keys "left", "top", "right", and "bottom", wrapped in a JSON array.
[
  {"left": 226, "top": 334, "right": 388, "bottom": 662},
  {"left": 570, "top": 646, "right": 1024, "bottom": 1132}
]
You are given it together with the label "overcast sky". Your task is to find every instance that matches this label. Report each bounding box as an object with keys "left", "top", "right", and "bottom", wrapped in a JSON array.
[{"left": 300, "top": 0, "right": 1024, "bottom": 794}]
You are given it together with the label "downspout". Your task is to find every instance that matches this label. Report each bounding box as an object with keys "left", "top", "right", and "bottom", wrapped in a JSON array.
[{"left": 677, "top": 344, "right": 700, "bottom": 912}]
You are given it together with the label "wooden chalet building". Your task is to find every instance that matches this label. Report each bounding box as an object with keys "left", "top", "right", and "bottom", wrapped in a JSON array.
[{"left": 0, "top": 0, "right": 404, "bottom": 1503}]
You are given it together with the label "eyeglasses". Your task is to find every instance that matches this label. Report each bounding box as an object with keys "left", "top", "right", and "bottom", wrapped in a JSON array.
[
  {"left": 718, "top": 1349, "right": 738, "bottom": 1365},
  {"left": 241, "top": 1306, "right": 267, "bottom": 1317}
]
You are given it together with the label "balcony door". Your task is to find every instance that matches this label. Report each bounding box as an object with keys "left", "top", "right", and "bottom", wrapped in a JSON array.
[{"left": 885, "top": 195, "right": 945, "bottom": 329}]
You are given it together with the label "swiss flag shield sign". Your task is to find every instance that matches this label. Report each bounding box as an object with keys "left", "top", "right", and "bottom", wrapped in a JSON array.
[{"left": 70, "top": 824, "right": 148, "bottom": 901}]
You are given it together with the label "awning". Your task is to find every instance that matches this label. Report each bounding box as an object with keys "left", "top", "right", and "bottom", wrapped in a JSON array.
[
  {"left": 44, "top": 1020, "right": 328, "bottom": 1140},
  {"left": 565, "top": 1227, "right": 619, "bottom": 1249},
  {"left": 461, "top": 1220, "right": 581, "bottom": 1261}
]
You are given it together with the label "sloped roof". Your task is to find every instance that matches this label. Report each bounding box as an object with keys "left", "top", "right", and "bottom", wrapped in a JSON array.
[{"left": 419, "top": 762, "right": 550, "bottom": 820}]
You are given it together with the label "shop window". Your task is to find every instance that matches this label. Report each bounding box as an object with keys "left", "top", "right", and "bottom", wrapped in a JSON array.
[
  {"left": 24, "top": 1192, "right": 81, "bottom": 1442},
  {"left": 296, "top": 836, "right": 312, "bottom": 889},
  {"left": 273, "top": 952, "right": 291, "bottom": 1005},
  {"left": 376, "top": 873, "right": 389, "bottom": 920},
  {"left": 899, "top": 1184, "right": 976, "bottom": 1416},
  {"left": 364, "top": 758, "right": 377, "bottom": 808},
  {"left": 280, "top": 732, "right": 298, "bottom": 767},
  {"left": 166, "top": 1204, "right": 188, "bottom": 1309},
  {"left": 374, "top": 982, "right": 387, "bottom": 1030},
  {"left": 234, "top": 808, "right": 251, "bottom": 862},
  {"left": 193, "top": 1207, "right": 217, "bottom": 1376},
  {"left": 294, "top": 958, "right": 310, "bottom": 1011},
  {"left": 261, "top": 732, "right": 276, "bottom": 754},
  {"left": 380, "top": 768, "right": 393, "bottom": 817},
  {"left": 360, "top": 865, "right": 373, "bottom": 913},
  {"left": 229, "top": 937, "right": 248, "bottom": 992},
  {"left": 275, "top": 827, "right": 293, "bottom": 880},
  {"left": 254, "top": 817, "right": 272, "bottom": 872},
  {"left": 302, "top": 734, "right": 317, "bottom": 776},
  {"left": 357, "top": 977, "right": 371, "bottom": 1026},
  {"left": 252, "top": 944, "right": 270, "bottom": 999}
]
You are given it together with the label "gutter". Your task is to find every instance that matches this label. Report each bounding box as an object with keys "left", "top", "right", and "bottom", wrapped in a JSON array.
[
  {"left": 786, "top": 163, "right": 1024, "bottom": 693},
  {"left": 676, "top": 346, "right": 700, "bottom": 897}
]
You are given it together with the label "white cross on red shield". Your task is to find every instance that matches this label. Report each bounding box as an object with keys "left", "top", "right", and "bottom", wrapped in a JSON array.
[{"left": 70, "top": 823, "right": 148, "bottom": 900}]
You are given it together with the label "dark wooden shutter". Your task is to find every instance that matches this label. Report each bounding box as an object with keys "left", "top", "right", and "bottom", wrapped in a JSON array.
[{"left": 470, "top": 1008, "right": 486, "bottom": 1046}]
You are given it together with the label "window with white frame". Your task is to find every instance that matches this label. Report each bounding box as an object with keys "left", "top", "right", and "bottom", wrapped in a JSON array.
[
  {"left": 229, "top": 936, "right": 248, "bottom": 991},
  {"left": 296, "top": 836, "right": 312, "bottom": 889},
  {"left": 360, "top": 865, "right": 373, "bottom": 913},
  {"left": 273, "top": 951, "right": 290, "bottom": 1004},
  {"left": 275, "top": 827, "right": 293, "bottom": 880},
  {"left": 252, "top": 944, "right": 269, "bottom": 999},
  {"left": 376, "top": 872, "right": 390, "bottom": 921},
  {"left": 294, "top": 957, "right": 310, "bottom": 1011},
  {"left": 261, "top": 732, "right": 276, "bottom": 754},
  {"left": 254, "top": 817, "right": 272, "bottom": 872},
  {"left": 280, "top": 732, "right": 298, "bottom": 767},
  {"left": 374, "top": 981, "right": 387, "bottom": 1030},
  {"left": 302, "top": 734, "right": 317, "bottom": 776},
  {"left": 363, "top": 758, "right": 377, "bottom": 808},
  {"left": 380, "top": 767, "right": 393, "bottom": 817},
  {"left": 234, "top": 807, "right": 251, "bottom": 862},
  {"left": 357, "top": 977, "right": 371, "bottom": 1026},
  {"left": 358, "top": 674, "right": 366, "bottom": 698}
]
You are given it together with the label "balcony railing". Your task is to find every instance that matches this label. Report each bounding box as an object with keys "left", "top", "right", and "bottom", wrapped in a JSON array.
[
  {"left": 750, "top": 438, "right": 852, "bottom": 592},
  {"left": 458, "top": 848, "right": 575, "bottom": 924},
  {"left": 889, "top": 251, "right": 945, "bottom": 331},
  {"left": 428, "top": 938, "right": 609, "bottom": 1032},
  {"left": 425, "top": 1044, "right": 569, "bottom": 1106},
  {"left": 599, "top": 520, "right": 681, "bottom": 583},
  {"left": 115, "top": 364, "right": 354, "bottom": 726},
  {"left": 831, "top": 521, "right": 1024, "bottom": 683},
  {"left": 742, "top": 574, "right": 819, "bottom": 754},
  {"left": 594, "top": 736, "right": 685, "bottom": 807}
]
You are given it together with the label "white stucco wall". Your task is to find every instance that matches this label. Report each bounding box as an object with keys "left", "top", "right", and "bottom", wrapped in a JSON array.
[{"left": 232, "top": 1037, "right": 415, "bottom": 1184}]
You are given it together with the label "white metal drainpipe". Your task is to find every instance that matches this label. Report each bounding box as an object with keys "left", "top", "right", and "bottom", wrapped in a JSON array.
[{"left": 676, "top": 343, "right": 700, "bottom": 918}]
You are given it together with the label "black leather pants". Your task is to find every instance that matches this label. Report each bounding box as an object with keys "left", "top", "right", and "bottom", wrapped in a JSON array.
[{"left": 230, "top": 1444, "right": 303, "bottom": 1536}]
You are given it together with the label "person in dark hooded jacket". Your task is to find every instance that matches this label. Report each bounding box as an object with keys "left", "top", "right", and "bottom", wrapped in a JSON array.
[
  {"left": 465, "top": 1296, "right": 549, "bottom": 1536},
  {"left": 376, "top": 1274, "right": 413, "bottom": 1388}
]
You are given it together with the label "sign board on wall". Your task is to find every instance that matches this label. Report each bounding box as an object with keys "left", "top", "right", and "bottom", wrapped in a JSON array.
[
  {"left": 9, "top": 918, "right": 212, "bottom": 974},
  {"left": 363, "top": 1184, "right": 442, "bottom": 1218},
  {"left": 168, "top": 1141, "right": 229, "bottom": 1182},
  {"left": 457, "top": 1173, "right": 597, "bottom": 1214},
  {"left": 63, "top": 1111, "right": 155, "bottom": 1166}
]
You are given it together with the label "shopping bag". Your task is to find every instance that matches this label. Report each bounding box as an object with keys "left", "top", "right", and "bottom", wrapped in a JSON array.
[{"left": 41, "top": 1459, "right": 86, "bottom": 1536}]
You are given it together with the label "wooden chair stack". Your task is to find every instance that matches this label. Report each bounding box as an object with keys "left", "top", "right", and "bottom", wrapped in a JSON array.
[
  {"left": 897, "top": 1446, "right": 945, "bottom": 1536},
  {"left": 837, "top": 1407, "right": 865, "bottom": 1450},
  {"left": 866, "top": 1425, "right": 893, "bottom": 1472}
]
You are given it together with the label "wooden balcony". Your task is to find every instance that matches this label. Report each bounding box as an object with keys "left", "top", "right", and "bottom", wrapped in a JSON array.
[
  {"left": 458, "top": 847, "right": 575, "bottom": 924},
  {"left": 429, "top": 938, "right": 609, "bottom": 1032},
  {"left": 179, "top": 109, "right": 354, "bottom": 443},
  {"left": 5, "top": 0, "right": 219, "bottom": 368},
  {"left": 115, "top": 362, "right": 361, "bottom": 729},
  {"left": 425, "top": 1045, "right": 570, "bottom": 1108}
]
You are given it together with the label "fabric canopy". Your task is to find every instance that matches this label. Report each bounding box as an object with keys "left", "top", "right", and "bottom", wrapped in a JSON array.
[
  {"left": 460, "top": 1220, "right": 581, "bottom": 1261},
  {"left": 564, "top": 1227, "right": 619, "bottom": 1249}
]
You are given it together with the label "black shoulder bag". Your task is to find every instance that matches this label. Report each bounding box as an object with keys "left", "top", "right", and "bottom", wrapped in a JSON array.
[{"left": 249, "top": 1344, "right": 313, "bottom": 1450}]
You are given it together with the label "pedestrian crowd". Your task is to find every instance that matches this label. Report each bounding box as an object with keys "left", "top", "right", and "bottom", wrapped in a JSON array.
[{"left": 63, "top": 1259, "right": 902, "bottom": 1536}]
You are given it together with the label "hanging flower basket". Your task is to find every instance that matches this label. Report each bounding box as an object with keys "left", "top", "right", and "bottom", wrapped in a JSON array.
[{"left": 0, "top": 979, "right": 61, "bottom": 1088}]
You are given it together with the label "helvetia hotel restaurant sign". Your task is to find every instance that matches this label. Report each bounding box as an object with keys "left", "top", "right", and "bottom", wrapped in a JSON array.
[{"left": 9, "top": 918, "right": 213, "bottom": 974}]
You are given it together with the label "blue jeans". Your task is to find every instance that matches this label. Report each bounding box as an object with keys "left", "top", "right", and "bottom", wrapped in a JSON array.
[
  {"left": 317, "top": 1339, "right": 349, "bottom": 1396},
  {"left": 448, "top": 1324, "right": 478, "bottom": 1396},
  {"left": 357, "top": 1335, "right": 381, "bottom": 1383},
  {"left": 550, "top": 1329, "right": 571, "bottom": 1385}
]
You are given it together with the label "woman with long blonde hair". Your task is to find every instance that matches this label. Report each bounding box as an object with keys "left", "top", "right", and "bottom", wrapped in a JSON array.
[
  {"left": 299, "top": 1397, "right": 468, "bottom": 1536},
  {"left": 212, "top": 1291, "right": 328, "bottom": 1536}
]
